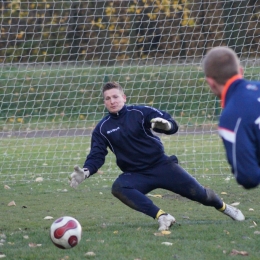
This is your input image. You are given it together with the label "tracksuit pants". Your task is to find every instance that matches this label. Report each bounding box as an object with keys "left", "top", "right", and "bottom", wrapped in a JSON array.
[{"left": 111, "top": 155, "right": 223, "bottom": 218}]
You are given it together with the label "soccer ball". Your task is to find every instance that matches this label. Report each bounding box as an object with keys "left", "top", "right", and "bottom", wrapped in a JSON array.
[{"left": 50, "top": 216, "right": 82, "bottom": 249}]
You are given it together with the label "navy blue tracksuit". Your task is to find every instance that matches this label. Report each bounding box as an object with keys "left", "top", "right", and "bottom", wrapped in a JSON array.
[
  {"left": 218, "top": 75, "right": 260, "bottom": 189},
  {"left": 83, "top": 105, "right": 223, "bottom": 218}
]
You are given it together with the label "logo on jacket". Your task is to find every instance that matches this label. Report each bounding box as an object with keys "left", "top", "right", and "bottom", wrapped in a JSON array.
[
  {"left": 255, "top": 116, "right": 260, "bottom": 129},
  {"left": 107, "top": 127, "right": 120, "bottom": 134},
  {"left": 246, "top": 84, "right": 258, "bottom": 90}
]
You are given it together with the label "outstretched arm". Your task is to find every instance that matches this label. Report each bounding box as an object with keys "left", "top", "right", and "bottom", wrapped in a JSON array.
[
  {"left": 143, "top": 106, "right": 178, "bottom": 134},
  {"left": 151, "top": 117, "right": 173, "bottom": 131},
  {"left": 69, "top": 165, "right": 90, "bottom": 188}
]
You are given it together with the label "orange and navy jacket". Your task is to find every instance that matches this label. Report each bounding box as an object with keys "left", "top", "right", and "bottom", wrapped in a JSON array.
[
  {"left": 219, "top": 75, "right": 260, "bottom": 188},
  {"left": 83, "top": 105, "right": 178, "bottom": 175}
]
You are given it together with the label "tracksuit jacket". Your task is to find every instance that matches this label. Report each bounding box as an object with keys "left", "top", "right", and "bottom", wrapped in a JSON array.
[
  {"left": 83, "top": 105, "right": 178, "bottom": 175},
  {"left": 218, "top": 74, "right": 260, "bottom": 188}
]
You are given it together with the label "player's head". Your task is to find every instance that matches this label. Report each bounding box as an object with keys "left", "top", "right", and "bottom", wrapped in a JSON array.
[
  {"left": 202, "top": 46, "right": 243, "bottom": 98},
  {"left": 102, "top": 82, "right": 126, "bottom": 113}
]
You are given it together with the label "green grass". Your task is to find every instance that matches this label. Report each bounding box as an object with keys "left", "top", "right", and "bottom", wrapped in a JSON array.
[
  {"left": 0, "top": 134, "right": 227, "bottom": 181},
  {"left": 1, "top": 135, "right": 260, "bottom": 259},
  {"left": 1, "top": 177, "right": 260, "bottom": 260}
]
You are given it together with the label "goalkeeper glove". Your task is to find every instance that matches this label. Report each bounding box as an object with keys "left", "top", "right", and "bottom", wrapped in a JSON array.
[
  {"left": 69, "top": 165, "right": 90, "bottom": 188},
  {"left": 151, "top": 117, "right": 172, "bottom": 131}
]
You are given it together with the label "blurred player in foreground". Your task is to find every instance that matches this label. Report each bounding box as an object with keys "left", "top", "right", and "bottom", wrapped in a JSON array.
[
  {"left": 203, "top": 46, "right": 260, "bottom": 189},
  {"left": 70, "top": 81, "right": 244, "bottom": 231}
]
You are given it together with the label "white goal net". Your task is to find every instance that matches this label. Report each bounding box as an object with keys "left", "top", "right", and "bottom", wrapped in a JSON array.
[{"left": 0, "top": 0, "right": 259, "bottom": 183}]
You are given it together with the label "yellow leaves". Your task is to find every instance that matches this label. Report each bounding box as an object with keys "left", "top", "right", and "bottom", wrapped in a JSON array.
[
  {"left": 16, "top": 31, "right": 25, "bottom": 39},
  {"left": 35, "top": 177, "right": 43, "bottom": 182},
  {"left": 224, "top": 230, "right": 229, "bottom": 235},
  {"left": 162, "top": 0, "right": 171, "bottom": 5},
  {"left": 7, "top": 201, "right": 16, "bottom": 206},
  {"left": 182, "top": 17, "right": 196, "bottom": 27},
  {"left": 230, "top": 202, "right": 240, "bottom": 206},
  {"left": 147, "top": 193, "right": 162, "bottom": 198},
  {"left": 147, "top": 13, "right": 157, "bottom": 20},
  {"left": 28, "top": 243, "right": 42, "bottom": 248},
  {"left": 44, "top": 216, "right": 54, "bottom": 220},
  {"left": 161, "top": 230, "right": 171, "bottom": 235},
  {"left": 161, "top": 242, "right": 173, "bottom": 246},
  {"left": 85, "top": 252, "right": 96, "bottom": 256},
  {"left": 138, "top": 37, "right": 144, "bottom": 43},
  {"left": 60, "top": 256, "right": 69, "bottom": 260},
  {"left": 230, "top": 249, "right": 249, "bottom": 256},
  {"left": 105, "top": 7, "right": 116, "bottom": 16},
  {"left": 109, "top": 24, "right": 115, "bottom": 31},
  {"left": 91, "top": 18, "right": 106, "bottom": 29},
  {"left": 42, "top": 32, "right": 49, "bottom": 38},
  {"left": 17, "top": 118, "right": 24, "bottom": 123},
  {"left": 127, "top": 5, "right": 136, "bottom": 14},
  {"left": 7, "top": 117, "right": 25, "bottom": 123},
  {"left": 135, "top": 8, "right": 142, "bottom": 14},
  {"left": 154, "top": 230, "right": 171, "bottom": 236},
  {"left": 173, "top": 0, "right": 182, "bottom": 10}
]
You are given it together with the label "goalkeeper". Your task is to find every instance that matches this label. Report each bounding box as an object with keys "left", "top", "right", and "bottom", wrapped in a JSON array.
[{"left": 70, "top": 81, "right": 245, "bottom": 231}]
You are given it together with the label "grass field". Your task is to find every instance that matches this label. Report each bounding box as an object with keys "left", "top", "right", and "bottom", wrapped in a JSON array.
[{"left": 1, "top": 134, "right": 260, "bottom": 260}]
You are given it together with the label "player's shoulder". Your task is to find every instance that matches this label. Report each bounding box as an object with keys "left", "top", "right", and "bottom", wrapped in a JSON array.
[
  {"left": 126, "top": 104, "right": 143, "bottom": 110},
  {"left": 230, "top": 79, "right": 260, "bottom": 105},
  {"left": 124, "top": 105, "right": 144, "bottom": 113},
  {"left": 94, "top": 115, "right": 111, "bottom": 129},
  {"left": 126, "top": 105, "right": 164, "bottom": 117},
  {"left": 240, "top": 79, "right": 260, "bottom": 95},
  {"left": 223, "top": 79, "right": 260, "bottom": 123}
]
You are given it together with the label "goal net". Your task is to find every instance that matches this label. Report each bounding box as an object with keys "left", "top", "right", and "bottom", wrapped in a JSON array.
[{"left": 0, "top": 0, "right": 258, "bottom": 183}]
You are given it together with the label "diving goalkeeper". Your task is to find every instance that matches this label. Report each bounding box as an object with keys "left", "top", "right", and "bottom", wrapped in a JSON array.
[{"left": 69, "top": 81, "right": 245, "bottom": 231}]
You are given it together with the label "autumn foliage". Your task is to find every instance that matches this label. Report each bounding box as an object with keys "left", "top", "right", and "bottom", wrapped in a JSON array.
[{"left": 0, "top": 0, "right": 259, "bottom": 64}]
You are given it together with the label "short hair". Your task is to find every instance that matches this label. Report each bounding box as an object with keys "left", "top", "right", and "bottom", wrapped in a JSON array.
[
  {"left": 102, "top": 81, "right": 124, "bottom": 95},
  {"left": 202, "top": 46, "right": 240, "bottom": 85}
]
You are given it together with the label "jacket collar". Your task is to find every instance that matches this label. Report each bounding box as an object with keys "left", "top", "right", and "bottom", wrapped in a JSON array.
[
  {"left": 221, "top": 74, "right": 243, "bottom": 108},
  {"left": 109, "top": 105, "right": 127, "bottom": 118}
]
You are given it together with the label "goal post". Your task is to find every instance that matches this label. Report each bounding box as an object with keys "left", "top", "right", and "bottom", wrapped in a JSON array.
[{"left": 0, "top": 0, "right": 259, "bottom": 183}]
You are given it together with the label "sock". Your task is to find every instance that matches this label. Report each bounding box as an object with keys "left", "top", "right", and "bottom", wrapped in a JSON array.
[
  {"left": 156, "top": 209, "right": 166, "bottom": 219},
  {"left": 218, "top": 202, "right": 226, "bottom": 212}
]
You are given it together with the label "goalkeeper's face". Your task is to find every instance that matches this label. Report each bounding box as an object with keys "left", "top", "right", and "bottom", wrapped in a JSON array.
[{"left": 104, "top": 88, "right": 126, "bottom": 113}]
